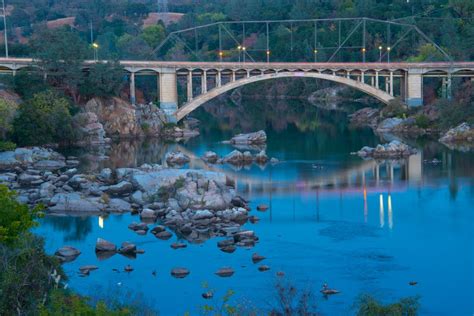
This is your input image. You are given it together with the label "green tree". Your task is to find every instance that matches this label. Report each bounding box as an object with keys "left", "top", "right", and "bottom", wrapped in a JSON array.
[
  {"left": 355, "top": 294, "right": 420, "bottom": 316},
  {"left": 7, "top": 68, "right": 50, "bottom": 99},
  {"left": 0, "top": 99, "right": 17, "bottom": 140},
  {"left": 13, "top": 91, "right": 76, "bottom": 146},
  {"left": 141, "top": 25, "right": 166, "bottom": 49},
  {"left": 30, "top": 27, "right": 88, "bottom": 103},
  {"left": 81, "top": 61, "right": 125, "bottom": 98}
]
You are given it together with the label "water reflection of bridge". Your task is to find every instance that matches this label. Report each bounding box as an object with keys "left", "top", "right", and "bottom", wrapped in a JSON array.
[{"left": 177, "top": 145, "right": 423, "bottom": 194}]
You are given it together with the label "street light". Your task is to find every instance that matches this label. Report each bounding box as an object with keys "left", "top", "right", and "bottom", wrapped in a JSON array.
[
  {"left": 92, "top": 42, "right": 99, "bottom": 61},
  {"left": 219, "top": 50, "right": 223, "bottom": 62},
  {"left": 387, "top": 46, "right": 391, "bottom": 63},
  {"left": 242, "top": 46, "right": 246, "bottom": 63},
  {"left": 314, "top": 49, "right": 318, "bottom": 63},
  {"left": 266, "top": 50, "right": 270, "bottom": 63},
  {"left": 378, "top": 46, "right": 383, "bottom": 62},
  {"left": 362, "top": 47, "right": 366, "bottom": 63},
  {"left": 237, "top": 45, "right": 242, "bottom": 63}
]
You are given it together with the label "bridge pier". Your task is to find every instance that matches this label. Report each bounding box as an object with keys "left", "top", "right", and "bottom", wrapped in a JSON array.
[
  {"left": 130, "top": 72, "right": 136, "bottom": 105},
  {"left": 406, "top": 69, "right": 423, "bottom": 107},
  {"left": 187, "top": 71, "right": 193, "bottom": 102},
  {"left": 202, "top": 70, "right": 207, "bottom": 93},
  {"left": 159, "top": 69, "right": 178, "bottom": 123}
]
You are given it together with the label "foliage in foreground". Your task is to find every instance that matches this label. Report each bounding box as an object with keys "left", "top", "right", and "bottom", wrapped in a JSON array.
[
  {"left": 355, "top": 294, "right": 420, "bottom": 316},
  {"left": 0, "top": 141, "right": 16, "bottom": 152},
  {"left": 0, "top": 99, "right": 18, "bottom": 140},
  {"left": 13, "top": 91, "right": 76, "bottom": 146},
  {"left": 0, "top": 185, "right": 41, "bottom": 245}
]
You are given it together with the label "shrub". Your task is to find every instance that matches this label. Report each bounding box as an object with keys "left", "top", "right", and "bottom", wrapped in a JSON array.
[
  {"left": 354, "top": 294, "right": 420, "bottom": 316},
  {"left": 80, "top": 61, "right": 125, "bottom": 99},
  {"left": 0, "top": 185, "right": 42, "bottom": 245},
  {"left": 13, "top": 91, "right": 76, "bottom": 146},
  {"left": 0, "top": 141, "right": 16, "bottom": 152},
  {"left": 415, "top": 114, "right": 430, "bottom": 129},
  {"left": 381, "top": 98, "right": 408, "bottom": 118}
]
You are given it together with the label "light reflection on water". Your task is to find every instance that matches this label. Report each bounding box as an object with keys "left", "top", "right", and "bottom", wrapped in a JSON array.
[{"left": 37, "top": 100, "right": 474, "bottom": 315}]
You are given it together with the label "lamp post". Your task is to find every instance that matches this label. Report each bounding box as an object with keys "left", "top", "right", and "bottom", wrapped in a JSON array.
[
  {"left": 387, "top": 46, "right": 391, "bottom": 63},
  {"left": 362, "top": 47, "right": 366, "bottom": 63},
  {"left": 242, "top": 46, "right": 246, "bottom": 63},
  {"left": 313, "top": 49, "right": 318, "bottom": 63},
  {"left": 378, "top": 46, "right": 383, "bottom": 62},
  {"left": 219, "top": 50, "right": 223, "bottom": 62},
  {"left": 266, "top": 50, "right": 270, "bottom": 63},
  {"left": 92, "top": 43, "right": 99, "bottom": 61}
]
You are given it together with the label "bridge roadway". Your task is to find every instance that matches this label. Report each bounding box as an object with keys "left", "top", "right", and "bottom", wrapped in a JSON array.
[{"left": 1, "top": 58, "right": 474, "bottom": 121}]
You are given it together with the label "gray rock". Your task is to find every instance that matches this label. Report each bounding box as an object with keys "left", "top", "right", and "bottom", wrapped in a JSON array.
[
  {"left": 18, "top": 173, "right": 42, "bottom": 185},
  {"left": 55, "top": 246, "right": 81, "bottom": 263},
  {"left": 193, "top": 210, "right": 214, "bottom": 220},
  {"left": 95, "top": 238, "right": 116, "bottom": 252},
  {"left": 376, "top": 117, "right": 405, "bottom": 132},
  {"left": 107, "top": 198, "right": 132, "bottom": 213},
  {"left": 255, "top": 150, "right": 269, "bottom": 164},
  {"left": 171, "top": 268, "right": 190, "bottom": 278},
  {"left": 215, "top": 267, "right": 235, "bottom": 277},
  {"left": 48, "top": 193, "right": 105, "bottom": 214},
  {"left": 33, "top": 160, "right": 66, "bottom": 171},
  {"left": 223, "top": 150, "right": 244, "bottom": 165},
  {"left": 128, "top": 222, "right": 149, "bottom": 232},
  {"left": 230, "top": 130, "right": 267, "bottom": 144},
  {"left": 106, "top": 181, "right": 133, "bottom": 196},
  {"left": 252, "top": 253, "right": 266, "bottom": 263},
  {"left": 165, "top": 151, "right": 190, "bottom": 165},
  {"left": 98, "top": 168, "right": 113, "bottom": 183},
  {"left": 202, "top": 151, "right": 218, "bottom": 163},
  {"left": 118, "top": 242, "right": 137, "bottom": 255},
  {"left": 140, "top": 208, "right": 157, "bottom": 219}
]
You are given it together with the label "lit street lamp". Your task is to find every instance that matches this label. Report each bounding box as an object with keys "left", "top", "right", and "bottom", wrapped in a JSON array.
[
  {"left": 362, "top": 47, "right": 366, "bottom": 63},
  {"left": 218, "top": 50, "right": 223, "bottom": 62},
  {"left": 266, "top": 50, "right": 270, "bottom": 63},
  {"left": 387, "top": 46, "right": 391, "bottom": 63},
  {"left": 92, "top": 42, "right": 99, "bottom": 61},
  {"left": 237, "top": 45, "right": 242, "bottom": 63},
  {"left": 242, "top": 46, "right": 246, "bottom": 63},
  {"left": 314, "top": 49, "right": 318, "bottom": 63},
  {"left": 378, "top": 46, "right": 383, "bottom": 62}
]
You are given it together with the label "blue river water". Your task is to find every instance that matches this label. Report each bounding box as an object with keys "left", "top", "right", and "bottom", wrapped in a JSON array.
[{"left": 36, "top": 100, "right": 474, "bottom": 315}]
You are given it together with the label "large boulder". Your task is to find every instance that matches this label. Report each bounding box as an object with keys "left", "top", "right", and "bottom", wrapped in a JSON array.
[
  {"left": 0, "top": 147, "right": 65, "bottom": 171},
  {"left": 223, "top": 150, "right": 244, "bottom": 165},
  {"left": 72, "top": 112, "right": 110, "bottom": 145},
  {"left": 48, "top": 193, "right": 106, "bottom": 214},
  {"left": 135, "top": 103, "right": 167, "bottom": 137},
  {"left": 376, "top": 118, "right": 405, "bottom": 132},
  {"left": 230, "top": 130, "right": 267, "bottom": 144},
  {"left": 106, "top": 181, "right": 134, "bottom": 196},
  {"left": 95, "top": 238, "right": 116, "bottom": 252},
  {"left": 439, "top": 123, "right": 474, "bottom": 143},
  {"left": 85, "top": 97, "right": 142, "bottom": 137}
]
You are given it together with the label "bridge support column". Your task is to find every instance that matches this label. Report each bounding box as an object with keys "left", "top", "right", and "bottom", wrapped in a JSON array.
[
  {"left": 370, "top": 76, "right": 374, "bottom": 87},
  {"left": 375, "top": 71, "right": 379, "bottom": 89},
  {"left": 406, "top": 69, "right": 423, "bottom": 107},
  {"left": 217, "top": 71, "right": 222, "bottom": 87},
  {"left": 187, "top": 71, "right": 193, "bottom": 102},
  {"left": 231, "top": 70, "right": 236, "bottom": 82},
  {"left": 400, "top": 74, "right": 406, "bottom": 100},
  {"left": 159, "top": 69, "right": 178, "bottom": 123},
  {"left": 389, "top": 71, "right": 394, "bottom": 96},
  {"left": 202, "top": 70, "right": 207, "bottom": 94},
  {"left": 361, "top": 71, "right": 365, "bottom": 84},
  {"left": 130, "top": 72, "right": 136, "bottom": 105}
]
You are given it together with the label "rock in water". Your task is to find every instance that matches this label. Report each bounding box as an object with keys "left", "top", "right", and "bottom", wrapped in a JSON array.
[
  {"left": 230, "top": 130, "right": 267, "bottom": 144},
  {"left": 55, "top": 246, "right": 81, "bottom": 263},
  {"left": 171, "top": 268, "right": 190, "bottom": 278},
  {"left": 202, "top": 151, "right": 219, "bottom": 163},
  {"left": 258, "top": 265, "right": 270, "bottom": 272},
  {"left": 356, "top": 140, "right": 417, "bottom": 158},
  {"left": 439, "top": 122, "right": 474, "bottom": 143},
  {"left": 215, "top": 267, "right": 235, "bottom": 277},
  {"left": 256, "top": 204, "right": 269, "bottom": 212},
  {"left": 118, "top": 242, "right": 137, "bottom": 255},
  {"left": 165, "top": 151, "right": 190, "bottom": 165},
  {"left": 95, "top": 238, "right": 117, "bottom": 252},
  {"left": 252, "top": 253, "right": 266, "bottom": 264}
]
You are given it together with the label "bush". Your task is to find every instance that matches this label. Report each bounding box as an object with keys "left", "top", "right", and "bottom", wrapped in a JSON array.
[
  {"left": 40, "top": 289, "right": 135, "bottom": 316},
  {"left": 0, "top": 141, "right": 16, "bottom": 152},
  {"left": 13, "top": 91, "right": 76, "bottom": 146},
  {"left": 354, "top": 294, "right": 420, "bottom": 316},
  {"left": 0, "top": 185, "right": 42, "bottom": 245},
  {"left": 80, "top": 61, "right": 125, "bottom": 99},
  {"left": 415, "top": 114, "right": 430, "bottom": 129},
  {"left": 381, "top": 98, "right": 408, "bottom": 118}
]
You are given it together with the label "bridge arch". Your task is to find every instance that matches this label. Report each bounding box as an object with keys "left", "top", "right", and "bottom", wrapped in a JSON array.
[{"left": 175, "top": 71, "right": 395, "bottom": 121}]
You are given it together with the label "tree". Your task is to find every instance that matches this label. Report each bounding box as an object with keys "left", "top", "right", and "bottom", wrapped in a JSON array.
[
  {"left": 30, "top": 27, "right": 89, "bottom": 103},
  {"left": 13, "top": 91, "right": 76, "bottom": 146},
  {"left": 80, "top": 61, "right": 125, "bottom": 98},
  {"left": 0, "top": 100, "right": 17, "bottom": 140},
  {"left": 141, "top": 25, "right": 166, "bottom": 49},
  {"left": 355, "top": 294, "right": 420, "bottom": 316}
]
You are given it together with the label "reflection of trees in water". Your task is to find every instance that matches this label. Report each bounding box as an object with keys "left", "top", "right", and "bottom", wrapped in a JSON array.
[{"left": 42, "top": 216, "right": 93, "bottom": 242}]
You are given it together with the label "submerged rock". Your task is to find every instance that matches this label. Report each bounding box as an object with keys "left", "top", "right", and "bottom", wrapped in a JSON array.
[
  {"left": 202, "top": 151, "right": 219, "bottom": 163},
  {"left": 166, "top": 151, "right": 190, "bottom": 166},
  {"left": 215, "top": 267, "right": 235, "bottom": 277},
  {"left": 252, "top": 253, "right": 266, "bottom": 264},
  {"left": 439, "top": 122, "right": 474, "bottom": 144}
]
